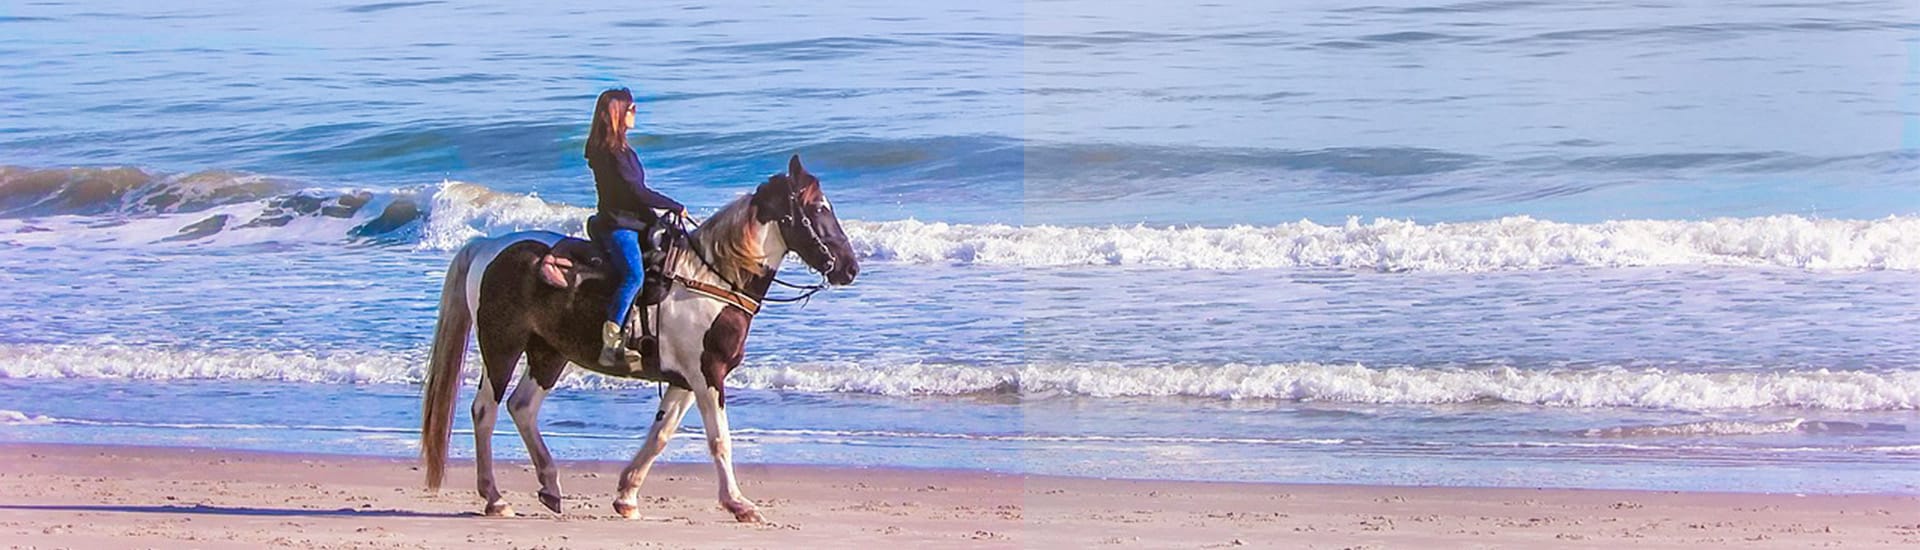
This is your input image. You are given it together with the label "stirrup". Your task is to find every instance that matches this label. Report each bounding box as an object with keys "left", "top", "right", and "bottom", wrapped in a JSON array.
[{"left": 627, "top": 304, "right": 658, "bottom": 357}]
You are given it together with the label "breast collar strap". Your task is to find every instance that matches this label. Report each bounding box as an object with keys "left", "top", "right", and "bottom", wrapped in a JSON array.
[
  {"left": 669, "top": 197, "right": 827, "bottom": 315},
  {"left": 658, "top": 237, "right": 765, "bottom": 316},
  {"left": 672, "top": 274, "right": 762, "bottom": 316}
]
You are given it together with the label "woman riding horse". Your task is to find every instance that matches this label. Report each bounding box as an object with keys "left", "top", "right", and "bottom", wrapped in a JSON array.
[
  {"left": 586, "top": 87, "right": 688, "bottom": 369},
  {"left": 421, "top": 155, "right": 858, "bottom": 521}
]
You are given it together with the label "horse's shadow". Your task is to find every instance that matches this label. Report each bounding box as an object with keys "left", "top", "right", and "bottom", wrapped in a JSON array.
[{"left": 0, "top": 503, "right": 458, "bottom": 518}]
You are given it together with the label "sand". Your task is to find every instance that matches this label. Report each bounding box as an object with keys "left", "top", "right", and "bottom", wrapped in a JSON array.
[{"left": 0, "top": 443, "right": 1915, "bottom": 549}]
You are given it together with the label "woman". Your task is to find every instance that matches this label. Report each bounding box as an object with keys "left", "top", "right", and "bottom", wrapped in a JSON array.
[{"left": 586, "top": 87, "right": 687, "bottom": 368}]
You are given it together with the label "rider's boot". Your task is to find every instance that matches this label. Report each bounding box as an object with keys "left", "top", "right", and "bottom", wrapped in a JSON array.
[{"left": 599, "top": 321, "right": 629, "bottom": 368}]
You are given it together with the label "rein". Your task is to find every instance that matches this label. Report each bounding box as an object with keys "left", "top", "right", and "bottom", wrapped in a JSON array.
[
  {"left": 673, "top": 199, "right": 830, "bottom": 312},
  {"left": 764, "top": 276, "right": 827, "bottom": 304}
]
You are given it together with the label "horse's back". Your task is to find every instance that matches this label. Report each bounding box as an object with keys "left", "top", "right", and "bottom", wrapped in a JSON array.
[
  {"left": 461, "top": 231, "right": 568, "bottom": 318},
  {"left": 464, "top": 231, "right": 569, "bottom": 277}
]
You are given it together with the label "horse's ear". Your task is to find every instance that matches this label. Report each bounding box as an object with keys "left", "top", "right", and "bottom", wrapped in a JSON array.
[{"left": 788, "top": 154, "right": 807, "bottom": 180}]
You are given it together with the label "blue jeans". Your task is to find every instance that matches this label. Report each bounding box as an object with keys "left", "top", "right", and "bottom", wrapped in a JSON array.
[{"left": 606, "top": 228, "right": 645, "bottom": 326}]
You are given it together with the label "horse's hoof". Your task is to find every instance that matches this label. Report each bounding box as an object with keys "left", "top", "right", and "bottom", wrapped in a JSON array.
[
  {"left": 539, "top": 491, "right": 564, "bottom": 514},
  {"left": 483, "top": 502, "right": 514, "bottom": 517},
  {"left": 724, "top": 501, "right": 763, "bottom": 523},
  {"left": 612, "top": 499, "right": 641, "bottom": 519}
]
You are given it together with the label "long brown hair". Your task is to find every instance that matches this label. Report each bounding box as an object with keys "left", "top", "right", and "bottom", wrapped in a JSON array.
[{"left": 584, "top": 87, "right": 634, "bottom": 159}]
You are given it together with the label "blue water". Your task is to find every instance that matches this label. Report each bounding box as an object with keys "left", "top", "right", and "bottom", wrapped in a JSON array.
[{"left": 3, "top": 0, "right": 1919, "bottom": 494}]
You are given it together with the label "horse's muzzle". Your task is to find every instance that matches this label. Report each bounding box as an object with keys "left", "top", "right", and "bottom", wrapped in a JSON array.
[{"left": 827, "top": 261, "right": 858, "bottom": 286}]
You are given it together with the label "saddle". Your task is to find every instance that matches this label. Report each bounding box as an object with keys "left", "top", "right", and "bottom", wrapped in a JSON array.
[{"left": 536, "top": 215, "right": 686, "bottom": 366}]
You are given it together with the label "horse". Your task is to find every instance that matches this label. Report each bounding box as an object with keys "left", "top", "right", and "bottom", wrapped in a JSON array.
[{"left": 419, "top": 155, "right": 858, "bottom": 522}]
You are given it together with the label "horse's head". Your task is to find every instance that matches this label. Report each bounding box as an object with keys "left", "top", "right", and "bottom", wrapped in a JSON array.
[{"left": 754, "top": 154, "right": 858, "bottom": 286}]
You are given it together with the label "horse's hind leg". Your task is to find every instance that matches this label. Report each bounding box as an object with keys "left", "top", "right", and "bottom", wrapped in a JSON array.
[
  {"left": 613, "top": 386, "right": 694, "bottom": 519},
  {"left": 473, "top": 334, "right": 524, "bottom": 517},
  {"left": 509, "top": 339, "right": 567, "bottom": 514}
]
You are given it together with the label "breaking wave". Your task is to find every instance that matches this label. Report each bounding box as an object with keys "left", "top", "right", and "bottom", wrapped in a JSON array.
[
  {"left": 1579, "top": 418, "right": 1907, "bottom": 438},
  {"left": 5, "top": 166, "right": 1918, "bottom": 272},
  {"left": 847, "top": 216, "right": 1920, "bottom": 271},
  {"left": 3, "top": 344, "right": 1915, "bottom": 411}
]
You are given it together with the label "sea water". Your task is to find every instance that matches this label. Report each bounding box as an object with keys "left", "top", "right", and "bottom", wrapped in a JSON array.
[{"left": 2, "top": 0, "right": 1918, "bottom": 493}]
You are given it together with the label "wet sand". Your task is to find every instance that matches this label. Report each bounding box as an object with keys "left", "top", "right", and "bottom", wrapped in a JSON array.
[{"left": 1, "top": 443, "right": 1915, "bottom": 549}]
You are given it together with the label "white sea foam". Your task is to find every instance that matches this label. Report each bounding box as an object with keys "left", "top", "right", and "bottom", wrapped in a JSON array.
[
  {"left": 843, "top": 215, "right": 1920, "bottom": 271},
  {"left": 735, "top": 362, "right": 1920, "bottom": 411},
  {"left": 0, "top": 409, "right": 1351, "bottom": 447},
  {"left": 0, "top": 344, "right": 424, "bottom": 385},
  {"left": 10, "top": 410, "right": 1914, "bottom": 459},
  {"left": 413, "top": 182, "right": 590, "bottom": 251},
  {"left": 0, "top": 409, "right": 55, "bottom": 425},
  {"left": 7, "top": 179, "right": 1918, "bottom": 272},
  {"left": 3, "top": 344, "right": 1915, "bottom": 411},
  {"left": 1578, "top": 418, "right": 1907, "bottom": 438},
  {"left": 383, "top": 185, "right": 1920, "bottom": 271},
  {"left": 1579, "top": 419, "right": 1810, "bottom": 438},
  {"left": 725, "top": 428, "right": 1352, "bottom": 446},
  {"left": 408, "top": 183, "right": 1920, "bottom": 272}
]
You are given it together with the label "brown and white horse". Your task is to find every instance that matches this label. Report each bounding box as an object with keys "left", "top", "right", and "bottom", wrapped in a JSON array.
[{"left": 420, "top": 155, "right": 857, "bottom": 522}]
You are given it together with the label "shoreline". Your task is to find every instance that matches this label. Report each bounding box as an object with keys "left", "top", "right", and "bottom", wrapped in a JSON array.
[
  {"left": 2, "top": 443, "right": 1915, "bottom": 548},
  {"left": 6, "top": 440, "right": 1917, "bottom": 498}
]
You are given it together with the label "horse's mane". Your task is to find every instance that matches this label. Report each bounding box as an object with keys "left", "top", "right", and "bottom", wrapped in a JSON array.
[{"left": 693, "top": 193, "right": 766, "bottom": 285}]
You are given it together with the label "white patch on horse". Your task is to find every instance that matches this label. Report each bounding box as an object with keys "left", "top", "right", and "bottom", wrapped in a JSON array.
[
  {"left": 464, "top": 230, "right": 565, "bottom": 321},
  {"left": 652, "top": 214, "right": 788, "bottom": 389},
  {"left": 614, "top": 386, "right": 695, "bottom": 518}
]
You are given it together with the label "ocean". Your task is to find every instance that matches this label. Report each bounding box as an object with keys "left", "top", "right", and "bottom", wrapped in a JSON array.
[{"left": 3, "top": 0, "right": 1918, "bottom": 494}]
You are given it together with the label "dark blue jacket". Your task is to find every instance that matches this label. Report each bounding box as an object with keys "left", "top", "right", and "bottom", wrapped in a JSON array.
[{"left": 588, "top": 146, "right": 683, "bottom": 231}]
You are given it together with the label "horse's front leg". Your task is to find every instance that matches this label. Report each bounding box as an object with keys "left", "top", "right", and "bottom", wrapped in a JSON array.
[
  {"left": 694, "top": 385, "right": 760, "bottom": 523},
  {"left": 613, "top": 386, "right": 694, "bottom": 519}
]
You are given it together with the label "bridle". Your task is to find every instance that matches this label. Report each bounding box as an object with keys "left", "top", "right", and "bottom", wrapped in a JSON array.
[
  {"left": 767, "top": 186, "right": 835, "bottom": 302},
  {"left": 679, "top": 182, "right": 832, "bottom": 308}
]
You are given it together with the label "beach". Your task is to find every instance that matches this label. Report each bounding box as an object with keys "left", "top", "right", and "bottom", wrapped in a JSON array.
[
  {"left": 2, "top": 443, "right": 1916, "bottom": 549},
  {"left": 5, "top": 1, "right": 1920, "bottom": 548}
]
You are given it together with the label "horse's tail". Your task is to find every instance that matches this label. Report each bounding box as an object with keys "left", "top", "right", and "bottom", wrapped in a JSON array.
[{"left": 421, "top": 238, "right": 482, "bottom": 491}]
